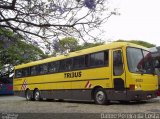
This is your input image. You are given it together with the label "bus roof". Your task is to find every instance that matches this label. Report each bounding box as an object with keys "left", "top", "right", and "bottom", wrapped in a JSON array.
[{"left": 15, "top": 42, "right": 148, "bottom": 69}]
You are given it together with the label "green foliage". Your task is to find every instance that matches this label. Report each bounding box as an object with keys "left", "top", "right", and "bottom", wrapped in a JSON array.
[
  {"left": 52, "top": 37, "right": 104, "bottom": 55},
  {"left": 116, "top": 40, "right": 155, "bottom": 48},
  {"left": 0, "top": 28, "right": 13, "bottom": 37},
  {"left": 59, "top": 37, "right": 79, "bottom": 52},
  {"left": 76, "top": 42, "right": 105, "bottom": 51},
  {"left": 0, "top": 28, "right": 46, "bottom": 69}
]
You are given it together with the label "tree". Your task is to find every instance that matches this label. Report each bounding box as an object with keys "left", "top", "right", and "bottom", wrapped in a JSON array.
[
  {"left": 53, "top": 37, "right": 79, "bottom": 53},
  {"left": 77, "top": 41, "right": 104, "bottom": 50},
  {"left": 0, "top": 28, "right": 47, "bottom": 69},
  {"left": 116, "top": 40, "right": 155, "bottom": 48},
  {"left": 52, "top": 36, "right": 104, "bottom": 55},
  {"left": 0, "top": 0, "right": 115, "bottom": 48}
]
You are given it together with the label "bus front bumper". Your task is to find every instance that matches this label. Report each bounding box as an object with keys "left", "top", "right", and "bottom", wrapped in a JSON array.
[
  {"left": 106, "top": 90, "right": 157, "bottom": 101},
  {"left": 126, "top": 90, "right": 157, "bottom": 101}
]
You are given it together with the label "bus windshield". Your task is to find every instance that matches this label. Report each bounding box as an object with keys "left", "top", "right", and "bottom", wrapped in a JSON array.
[{"left": 127, "top": 47, "right": 154, "bottom": 74}]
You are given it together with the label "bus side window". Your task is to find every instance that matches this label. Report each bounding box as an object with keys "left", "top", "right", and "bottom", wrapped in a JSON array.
[
  {"left": 31, "top": 66, "right": 37, "bottom": 75},
  {"left": 59, "top": 60, "right": 66, "bottom": 71},
  {"left": 65, "top": 59, "right": 73, "bottom": 71},
  {"left": 104, "top": 51, "right": 109, "bottom": 66},
  {"left": 48, "top": 61, "right": 59, "bottom": 73},
  {"left": 73, "top": 56, "right": 85, "bottom": 69},
  {"left": 15, "top": 70, "right": 22, "bottom": 78},
  {"left": 85, "top": 55, "right": 89, "bottom": 67},
  {"left": 94, "top": 52, "right": 104, "bottom": 66},
  {"left": 39, "top": 64, "right": 48, "bottom": 74},
  {"left": 22, "top": 68, "right": 30, "bottom": 77},
  {"left": 88, "top": 51, "right": 108, "bottom": 67},
  {"left": 113, "top": 50, "right": 124, "bottom": 76}
]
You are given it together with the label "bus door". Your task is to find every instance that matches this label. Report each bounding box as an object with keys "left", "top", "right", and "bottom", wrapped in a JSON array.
[{"left": 112, "top": 49, "right": 126, "bottom": 93}]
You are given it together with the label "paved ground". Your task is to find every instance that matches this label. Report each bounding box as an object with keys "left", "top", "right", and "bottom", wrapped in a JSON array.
[{"left": 0, "top": 96, "right": 160, "bottom": 119}]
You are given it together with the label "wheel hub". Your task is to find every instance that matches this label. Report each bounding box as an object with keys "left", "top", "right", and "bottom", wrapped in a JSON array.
[
  {"left": 96, "top": 91, "right": 105, "bottom": 102},
  {"left": 35, "top": 91, "right": 40, "bottom": 100}
]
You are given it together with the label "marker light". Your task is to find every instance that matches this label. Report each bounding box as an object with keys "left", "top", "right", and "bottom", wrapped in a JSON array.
[{"left": 129, "top": 84, "right": 135, "bottom": 90}]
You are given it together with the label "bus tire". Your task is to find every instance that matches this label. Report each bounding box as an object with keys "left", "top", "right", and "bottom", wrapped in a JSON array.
[
  {"left": 94, "top": 88, "right": 109, "bottom": 105},
  {"left": 33, "top": 89, "right": 41, "bottom": 101},
  {"left": 25, "top": 89, "right": 32, "bottom": 101}
]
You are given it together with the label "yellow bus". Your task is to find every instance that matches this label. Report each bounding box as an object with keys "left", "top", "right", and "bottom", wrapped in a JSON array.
[{"left": 13, "top": 42, "right": 158, "bottom": 104}]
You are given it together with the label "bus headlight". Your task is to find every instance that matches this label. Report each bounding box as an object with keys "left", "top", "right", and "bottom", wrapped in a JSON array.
[
  {"left": 136, "top": 84, "right": 142, "bottom": 90},
  {"left": 130, "top": 84, "right": 142, "bottom": 90}
]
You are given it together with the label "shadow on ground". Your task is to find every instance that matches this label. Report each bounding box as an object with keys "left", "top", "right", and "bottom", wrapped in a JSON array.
[{"left": 38, "top": 98, "right": 159, "bottom": 106}]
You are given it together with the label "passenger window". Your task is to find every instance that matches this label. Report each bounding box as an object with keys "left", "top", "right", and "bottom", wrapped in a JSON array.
[
  {"left": 59, "top": 59, "right": 73, "bottom": 71},
  {"left": 39, "top": 64, "right": 48, "bottom": 74},
  {"left": 15, "top": 70, "right": 22, "bottom": 78},
  {"left": 85, "top": 55, "right": 89, "bottom": 67},
  {"left": 65, "top": 59, "right": 72, "bottom": 71},
  {"left": 104, "top": 51, "right": 109, "bottom": 66},
  {"left": 113, "top": 50, "right": 123, "bottom": 76},
  {"left": 48, "top": 61, "right": 59, "bottom": 73},
  {"left": 95, "top": 52, "right": 104, "bottom": 65},
  {"left": 59, "top": 60, "right": 66, "bottom": 71},
  {"left": 89, "top": 53, "right": 96, "bottom": 66},
  {"left": 22, "top": 68, "right": 30, "bottom": 77},
  {"left": 89, "top": 51, "right": 108, "bottom": 67},
  {"left": 73, "top": 56, "right": 85, "bottom": 69},
  {"left": 31, "top": 66, "right": 37, "bottom": 75}
]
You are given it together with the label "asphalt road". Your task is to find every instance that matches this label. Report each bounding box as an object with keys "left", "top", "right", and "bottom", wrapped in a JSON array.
[{"left": 0, "top": 96, "right": 160, "bottom": 119}]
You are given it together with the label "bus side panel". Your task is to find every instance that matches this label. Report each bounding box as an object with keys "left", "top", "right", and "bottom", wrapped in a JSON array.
[{"left": 14, "top": 66, "right": 112, "bottom": 100}]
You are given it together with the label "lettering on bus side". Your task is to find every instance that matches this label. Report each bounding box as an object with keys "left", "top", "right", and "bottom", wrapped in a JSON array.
[
  {"left": 135, "top": 79, "right": 143, "bottom": 82},
  {"left": 64, "top": 71, "right": 82, "bottom": 78}
]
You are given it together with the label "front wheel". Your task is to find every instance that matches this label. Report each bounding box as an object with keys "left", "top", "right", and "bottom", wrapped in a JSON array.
[
  {"left": 94, "top": 88, "right": 109, "bottom": 105},
  {"left": 33, "top": 89, "right": 41, "bottom": 101}
]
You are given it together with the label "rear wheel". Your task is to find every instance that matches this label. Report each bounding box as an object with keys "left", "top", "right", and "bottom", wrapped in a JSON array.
[
  {"left": 25, "top": 89, "right": 32, "bottom": 101},
  {"left": 33, "top": 89, "right": 41, "bottom": 101},
  {"left": 94, "top": 88, "right": 109, "bottom": 105}
]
